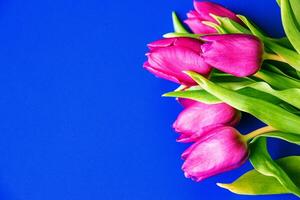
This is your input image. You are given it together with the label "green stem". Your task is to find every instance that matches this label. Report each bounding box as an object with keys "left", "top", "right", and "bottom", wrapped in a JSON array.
[
  {"left": 263, "top": 52, "right": 286, "bottom": 62},
  {"left": 244, "top": 126, "right": 277, "bottom": 141}
]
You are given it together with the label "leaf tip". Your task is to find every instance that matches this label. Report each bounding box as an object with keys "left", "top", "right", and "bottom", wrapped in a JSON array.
[
  {"left": 182, "top": 70, "right": 194, "bottom": 76},
  {"left": 171, "top": 11, "right": 177, "bottom": 18},
  {"left": 163, "top": 33, "right": 176, "bottom": 38},
  {"left": 162, "top": 92, "right": 174, "bottom": 97},
  {"left": 209, "top": 13, "right": 221, "bottom": 23},
  {"left": 216, "top": 183, "right": 227, "bottom": 188},
  {"left": 216, "top": 183, "right": 234, "bottom": 191},
  {"left": 183, "top": 71, "right": 206, "bottom": 85}
]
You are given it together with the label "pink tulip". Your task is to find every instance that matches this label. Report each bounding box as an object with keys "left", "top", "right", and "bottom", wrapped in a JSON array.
[
  {"left": 144, "top": 37, "right": 212, "bottom": 86},
  {"left": 185, "top": 1, "right": 242, "bottom": 34},
  {"left": 177, "top": 98, "right": 198, "bottom": 108},
  {"left": 201, "top": 34, "right": 263, "bottom": 77},
  {"left": 173, "top": 99, "right": 240, "bottom": 143},
  {"left": 182, "top": 126, "right": 248, "bottom": 182}
]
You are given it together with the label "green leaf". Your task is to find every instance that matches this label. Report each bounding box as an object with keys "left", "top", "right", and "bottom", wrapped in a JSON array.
[
  {"left": 238, "top": 14, "right": 300, "bottom": 71},
  {"left": 214, "top": 79, "right": 300, "bottom": 110},
  {"left": 163, "top": 32, "right": 201, "bottom": 39},
  {"left": 264, "top": 40, "right": 300, "bottom": 71},
  {"left": 263, "top": 63, "right": 300, "bottom": 80},
  {"left": 163, "top": 89, "right": 221, "bottom": 104},
  {"left": 210, "top": 15, "right": 251, "bottom": 34},
  {"left": 269, "top": 37, "right": 294, "bottom": 49},
  {"left": 281, "top": 0, "right": 300, "bottom": 53},
  {"left": 162, "top": 77, "right": 283, "bottom": 105},
  {"left": 202, "top": 15, "right": 250, "bottom": 34},
  {"left": 218, "top": 156, "right": 300, "bottom": 195},
  {"left": 234, "top": 81, "right": 300, "bottom": 110},
  {"left": 280, "top": 103, "right": 300, "bottom": 115},
  {"left": 237, "top": 15, "right": 267, "bottom": 38},
  {"left": 261, "top": 131, "right": 300, "bottom": 145},
  {"left": 289, "top": 0, "right": 300, "bottom": 29},
  {"left": 202, "top": 21, "right": 227, "bottom": 34},
  {"left": 185, "top": 71, "right": 300, "bottom": 134},
  {"left": 163, "top": 79, "right": 294, "bottom": 109},
  {"left": 249, "top": 138, "right": 300, "bottom": 196},
  {"left": 171, "top": 12, "right": 189, "bottom": 33},
  {"left": 255, "top": 69, "right": 300, "bottom": 89}
]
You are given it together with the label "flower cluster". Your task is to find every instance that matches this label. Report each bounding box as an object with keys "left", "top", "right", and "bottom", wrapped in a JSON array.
[
  {"left": 144, "top": 1, "right": 260, "bottom": 181},
  {"left": 143, "top": 0, "right": 300, "bottom": 198}
]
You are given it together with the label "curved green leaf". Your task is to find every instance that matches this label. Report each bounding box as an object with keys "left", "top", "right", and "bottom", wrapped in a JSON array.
[
  {"left": 163, "top": 78, "right": 284, "bottom": 106},
  {"left": 185, "top": 71, "right": 300, "bottom": 134},
  {"left": 204, "top": 15, "right": 250, "bottom": 34},
  {"left": 163, "top": 32, "right": 201, "bottom": 39},
  {"left": 281, "top": 0, "right": 300, "bottom": 53},
  {"left": 254, "top": 65, "right": 300, "bottom": 89},
  {"left": 218, "top": 156, "right": 300, "bottom": 195},
  {"left": 162, "top": 89, "right": 220, "bottom": 104},
  {"left": 171, "top": 12, "right": 189, "bottom": 33},
  {"left": 260, "top": 131, "right": 300, "bottom": 145},
  {"left": 255, "top": 69, "right": 300, "bottom": 89},
  {"left": 237, "top": 15, "right": 267, "bottom": 38},
  {"left": 249, "top": 138, "right": 300, "bottom": 196},
  {"left": 265, "top": 40, "right": 300, "bottom": 71},
  {"left": 235, "top": 81, "right": 300, "bottom": 110}
]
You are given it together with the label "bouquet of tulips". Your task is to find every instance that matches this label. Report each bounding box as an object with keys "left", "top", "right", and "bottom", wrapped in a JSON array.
[{"left": 143, "top": 0, "right": 300, "bottom": 198}]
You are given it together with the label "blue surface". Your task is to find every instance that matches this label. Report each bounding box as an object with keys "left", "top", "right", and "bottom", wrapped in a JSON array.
[{"left": 0, "top": 0, "right": 299, "bottom": 199}]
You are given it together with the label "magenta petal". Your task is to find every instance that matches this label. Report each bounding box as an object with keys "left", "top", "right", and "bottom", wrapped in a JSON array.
[
  {"left": 193, "top": 1, "right": 242, "bottom": 24},
  {"left": 182, "top": 126, "right": 248, "bottom": 182},
  {"left": 201, "top": 34, "right": 263, "bottom": 77},
  {"left": 184, "top": 18, "right": 217, "bottom": 34},
  {"left": 144, "top": 37, "right": 213, "bottom": 85},
  {"left": 181, "top": 142, "right": 198, "bottom": 160},
  {"left": 177, "top": 98, "right": 198, "bottom": 108},
  {"left": 187, "top": 10, "right": 201, "bottom": 19},
  {"left": 173, "top": 38, "right": 203, "bottom": 53},
  {"left": 185, "top": 1, "right": 243, "bottom": 34},
  {"left": 143, "top": 61, "right": 180, "bottom": 84},
  {"left": 148, "top": 46, "right": 211, "bottom": 85},
  {"left": 147, "top": 38, "right": 176, "bottom": 50},
  {"left": 173, "top": 102, "right": 240, "bottom": 142}
]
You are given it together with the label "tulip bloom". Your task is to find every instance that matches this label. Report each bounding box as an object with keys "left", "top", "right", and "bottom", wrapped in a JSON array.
[
  {"left": 144, "top": 37, "right": 212, "bottom": 86},
  {"left": 182, "top": 126, "right": 248, "bottom": 182},
  {"left": 185, "top": 1, "right": 243, "bottom": 34},
  {"left": 173, "top": 99, "right": 240, "bottom": 143},
  {"left": 201, "top": 34, "right": 263, "bottom": 77}
]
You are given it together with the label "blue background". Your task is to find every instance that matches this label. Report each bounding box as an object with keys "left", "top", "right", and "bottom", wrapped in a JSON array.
[{"left": 0, "top": 0, "right": 299, "bottom": 199}]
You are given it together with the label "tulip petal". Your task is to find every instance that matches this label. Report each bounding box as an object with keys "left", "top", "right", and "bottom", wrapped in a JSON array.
[
  {"left": 184, "top": 18, "right": 217, "bottom": 34},
  {"left": 182, "top": 126, "right": 248, "bottom": 182},
  {"left": 201, "top": 34, "right": 263, "bottom": 77},
  {"left": 148, "top": 46, "right": 211, "bottom": 85},
  {"left": 147, "top": 38, "right": 176, "bottom": 50},
  {"left": 173, "top": 38, "right": 203, "bottom": 53},
  {"left": 173, "top": 101, "right": 240, "bottom": 142},
  {"left": 143, "top": 61, "right": 180, "bottom": 83},
  {"left": 194, "top": 1, "right": 242, "bottom": 24},
  {"left": 177, "top": 98, "right": 198, "bottom": 108}
]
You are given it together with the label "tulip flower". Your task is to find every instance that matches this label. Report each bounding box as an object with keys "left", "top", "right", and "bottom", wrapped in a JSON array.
[
  {"left": 173, "top": 99, "right": 240, "bottom": 143},
  {"left": 185, "top": 1, "right": 243, "bottom": 34},
  {"left": 201, "top": 34, "right": 263, "bottom": 77},
  {"left": 177, "top": 98, "right": 197, "bottom": 108},
  {"left": 182, "top": 126, "right": 248, "bottom": 182},
  {"left": 144, "top": 37, "right": 212, "bottom": 86}
]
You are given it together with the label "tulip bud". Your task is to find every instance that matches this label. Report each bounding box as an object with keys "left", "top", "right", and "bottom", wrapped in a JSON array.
[
  {"left": 182, "top": 126, "right": 248, "bottom": 182},
  {"left": 173, "top": 99, "right": 240, "bottom": 143},
  {"left": 144, "top": 37, "right": 212, "bottom": 86},
  {"left": 185, "top": 1, "right": 243, "bottom": 34},
  {"left": 201, "top": 34, "right": 263, "bottom": 77}
]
